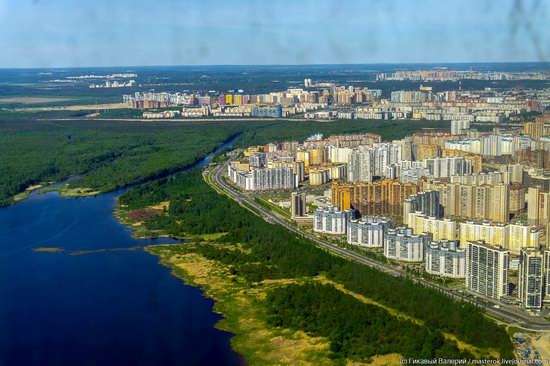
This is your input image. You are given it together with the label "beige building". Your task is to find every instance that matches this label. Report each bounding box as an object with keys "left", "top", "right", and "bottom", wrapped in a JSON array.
[
  {"left": 407, "top": 212, "right": 457, "bottom": 241},
  {"left": 527, "top": 186, "right": 550, "bottom": 227},
  {"left": 459, "top": 221, "right": 540, "bottom": 255},
  {"left": 415, "top": 144, "right": 441, "bottom": 160},
  {"left": 309, "top": 168, "right": 330, "bottom": 186},
  {"left": 509, "top": 183, "right": 526, "bottom": 213},
  {"left": 424, "top": 179, "right": 510, "bottom": 223}
]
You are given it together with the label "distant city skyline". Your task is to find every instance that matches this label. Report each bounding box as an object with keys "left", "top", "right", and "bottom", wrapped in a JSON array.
[{"left": 0, "top": 0, "right": 549, "bottom": 68}]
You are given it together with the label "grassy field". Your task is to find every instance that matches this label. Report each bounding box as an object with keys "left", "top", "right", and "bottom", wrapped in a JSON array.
[{"left": 148, "top": 241, "right": 502, "bottom": 365}]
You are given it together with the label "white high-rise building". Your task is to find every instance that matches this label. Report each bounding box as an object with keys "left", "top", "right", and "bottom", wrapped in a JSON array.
[
  {"left": 227, "top": 163, "right": 296, "bottom": 191},
  {"left": 518, "top": 248, "right": 544, "bottom": 310},
  {"left": 451, "top": 120, "right": 471, "bottom": 135},
  {"left": 348, "top": 147, "right": 374, "bottom": 182},
  {"left": 348, "top": 143, "right": 402, "bottom": 182},
  {"left": 313, "top": 206, "right": 355, "bottom": 235},
  {"left": 327, "top": 145, "right": 353, "bottom": 164},
  {"left": 425, "top": 240, "right": 466, "bottom": 278},
  {"left": 466, "top": 241, "right": 509, "bottom": 300},
  {"left": 347, "top": 216, "right": 391, "bottom": 248},
  {"left": 423, "top": 157, "right": 472, "bottom": 178},
  {"left": 384, "top": 227, "right": 431, "bottom": 262}
]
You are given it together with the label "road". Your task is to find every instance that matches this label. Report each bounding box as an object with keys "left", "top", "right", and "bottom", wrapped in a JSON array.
[{"left": 209, "top": 158, "right": 550, "bottom": 332}]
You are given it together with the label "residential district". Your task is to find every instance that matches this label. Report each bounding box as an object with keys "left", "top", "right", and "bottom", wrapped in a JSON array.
[
  {"left": 223, "top": 113, "right": 550, "bottom": 315},
  {"left": 121, "top": 70, "right": 550, "bottom": 121}
]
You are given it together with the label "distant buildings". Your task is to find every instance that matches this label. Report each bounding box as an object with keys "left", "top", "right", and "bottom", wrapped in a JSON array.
[
  {"left": 451, "top": 120, "right": 471, "bottom": 135},
  {"left": 466, "top": 241, "right": 509, "bottom": 300},
  {"left": 252, "top": 105, "right": 283, "bottom": 118},
  {"left": 347, "top": 216, "right": 391, "bottom": 248}
]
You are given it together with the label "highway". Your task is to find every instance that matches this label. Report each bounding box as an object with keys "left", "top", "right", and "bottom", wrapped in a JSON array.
[{"left": 209, "top": 158, "right": 550, "bottom": 332}]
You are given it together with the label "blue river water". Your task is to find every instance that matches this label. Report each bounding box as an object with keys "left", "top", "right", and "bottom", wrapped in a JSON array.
[{"left": 0, "top": 138, "right": 245, "bottom": 366}]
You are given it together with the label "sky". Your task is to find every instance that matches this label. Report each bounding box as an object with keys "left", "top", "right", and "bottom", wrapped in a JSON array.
[{"left": 0, "top": 0, "right": 549, "bottom": 68}]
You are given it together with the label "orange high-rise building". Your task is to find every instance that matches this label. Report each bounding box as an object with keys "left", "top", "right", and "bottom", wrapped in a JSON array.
[{"left": 331, "top": 179, "right": 418, "bottom": 216}]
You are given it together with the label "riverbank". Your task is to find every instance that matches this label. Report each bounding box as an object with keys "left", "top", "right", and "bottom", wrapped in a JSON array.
[{"left": 146, "top": 242, "right": 404, "bottom": 366}]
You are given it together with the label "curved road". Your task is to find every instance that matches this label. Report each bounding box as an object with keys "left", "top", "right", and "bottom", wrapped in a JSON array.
[{"left": 209, "top": 159, "right": 550, "bottom": 332}]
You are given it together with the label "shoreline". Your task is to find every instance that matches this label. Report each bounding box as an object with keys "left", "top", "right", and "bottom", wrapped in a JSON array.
[{"left": 144, "top": 243, "right": 368, "bottom": 366}]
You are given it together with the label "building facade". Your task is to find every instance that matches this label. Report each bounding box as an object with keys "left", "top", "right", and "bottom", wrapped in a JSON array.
[
  {"left": 384, "top": 227, "right": 431, "bottom": 262},
  {"left": 407, "top": 212, "right": 457, "bottom": 241},
  {"left": 425, "top": 240, "right": 466, "bottom": 278},
  {"left": 313, "top": 206, "right": 355, "bottom": 235},
  {"left": 331, "top": 180, "right": 418, "bottom": 217},
  {"left": 291, "top": 191, "right": 307, "bottom": 218},
  {"left": 518, "top": 248, "right": 545, "bottom": 310},
  {"left": 466, "top": 241, "right": 509, "bottom": 300},
  {"left": 347, "top": 216, "right": 391, "bottom": 248}
]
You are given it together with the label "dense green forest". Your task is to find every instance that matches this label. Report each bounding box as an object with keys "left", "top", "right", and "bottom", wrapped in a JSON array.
[
  {"left": 0, "top": 118, "right": 241, "bottom": 206},
  {"left": 119, "top": 169, "right": 514, "bottom": 360},
  {"left": 0, "top": 116, "right": 447, "bottom": 206},
  {"left": 266, "top": 283, "right": 472, "bottom": 360}
]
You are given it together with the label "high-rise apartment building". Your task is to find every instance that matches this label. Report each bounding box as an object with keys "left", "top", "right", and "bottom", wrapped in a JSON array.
[
  {"left": 384, "top": 227, "right": 431, "bottom": 262},
  {"left": 291, "top": 192, "right": 307, "bottom": 218},
  {"left": 527, "top": 186, "right": 550, "bottom": 227},
  {"left": 423, "top": 180, "right": 510, "bottom": 223},
  {"left": 545, "top": 250, "right": 550, "bottom": 305},
  {"left": 441, "top": 149, "right": 482, "bottom": 173},
  {"left": 425, "top": 240, "right": 466, "bottom": 278},
  {"left": 414, "top": 144, "right": 440, "bottom": 160},
  {"left": 313, "top": 206, "right": 355, "bottom": 235},
  {"left": 407, "top": 212, "right": 457, "bottom": 241},
  {"left": 459, "top": 221, "right": 540, "bottom": 255},
  {"left": 451, "top": 120, "right": 471, "bottom": 135},
  {"left": 466, "top": 241, "right": 509, "bottom": 300},
  {"left": 348, "top": 143, "right": 402, "bottom": 182},
  {"left": 403, "top": 190, "right": 442, "bottom": 223},
  {"left": 422, "top": 157, "right": 472, "bottom": 178},
  {"left": 347, "top": 216, "right": 391, "bottom": 248},
  {"left": 228, "top": 163, "right": 296, "bottom": 191},
  {"left": 518, "top": 248, "right": 544, "bottom": 310},
  {"left": 331, "top": 179, "right": 418, "bottom": 216}
]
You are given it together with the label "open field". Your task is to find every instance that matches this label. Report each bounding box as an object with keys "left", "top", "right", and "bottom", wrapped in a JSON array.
[
  {"left": 15, "top": 102, "right": 129, "bottom": 112},
  {"left": 531, "top": 333, "right": 550, "bottom": 361},
  {"left": 0, "top": 97, "right": 73, "bottom": 104}
]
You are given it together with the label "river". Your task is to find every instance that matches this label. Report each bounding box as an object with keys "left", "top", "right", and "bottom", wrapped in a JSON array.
[{"left": 0, "top": 137, "right": 245, "bottom": 365}]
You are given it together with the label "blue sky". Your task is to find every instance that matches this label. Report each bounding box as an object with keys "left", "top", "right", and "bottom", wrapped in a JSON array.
[{"left": 0, "top": 0, "right": 548, "bottom": 68}]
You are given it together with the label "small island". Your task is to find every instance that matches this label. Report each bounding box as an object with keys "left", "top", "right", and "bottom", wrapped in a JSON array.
[{"left": 32, "top": 247, "right": 64, "bottom": 253}]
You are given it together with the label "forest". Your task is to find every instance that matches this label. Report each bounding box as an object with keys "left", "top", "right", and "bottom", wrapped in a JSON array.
[
  {"left": 0, "top": 116, "right": 447, "bottom": 206},
  {"left": 266, "top": 283, "right": 473, "bottom": 360},
  {"left": 119, "top": 168, "right": 514, "bottom": 360}
]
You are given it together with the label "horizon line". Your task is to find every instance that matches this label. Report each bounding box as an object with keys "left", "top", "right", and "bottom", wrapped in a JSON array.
[{"left": 1, "top": 61, "right": 550, "bottom": 71}]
